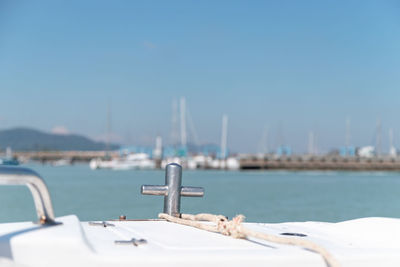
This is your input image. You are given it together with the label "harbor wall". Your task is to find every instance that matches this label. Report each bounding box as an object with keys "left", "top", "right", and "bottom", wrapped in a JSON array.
[
  {"left": 12, "top": 151, "right": 400, "bottom": 171},
  {"left": 14, "top": 151, "right": 119, "bottom": 163},
  {"left": 240, "top": 156, "right": 400, "bottom": 171}
]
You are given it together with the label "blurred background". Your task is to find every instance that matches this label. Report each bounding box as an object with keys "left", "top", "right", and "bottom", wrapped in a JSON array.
[{"left": 0, "top": 0, "right": 400, "bottom": 223}]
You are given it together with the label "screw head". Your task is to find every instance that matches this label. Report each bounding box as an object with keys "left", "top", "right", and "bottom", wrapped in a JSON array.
[
  {"left": 39, "top": 215, "right": 47, "bottom": 224},
  {"left": 119, "top": 215, "right": 127, "bottom": 220}
]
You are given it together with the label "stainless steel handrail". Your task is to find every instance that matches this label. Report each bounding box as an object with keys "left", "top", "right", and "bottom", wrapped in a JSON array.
[{"left": 0, "top": 166, "right": 57, "bottom": 225}]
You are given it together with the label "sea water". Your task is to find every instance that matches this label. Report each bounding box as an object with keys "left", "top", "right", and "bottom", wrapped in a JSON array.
[{"left": 0, "top": 163, "right": 400, "bottom": 223}]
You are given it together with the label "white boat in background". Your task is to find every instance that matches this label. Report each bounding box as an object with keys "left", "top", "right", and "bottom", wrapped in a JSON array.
[
  {"left": 112, "top": 153, "right": 156, "bottom": 170},
  {"left": 209, "top": 157, "right": 240, "bottom": 170},
  {"left": 0, "top": 163, "right": 399, "bottom": 267},
  {"left": 162, "top": 156, "right": 239, "bottom": 170},
  {"left": 89, "top": 157, "right": 115, "bottom": 170},
  {"left": 0, "top": 147, "right": 20, "bottom": 166},
  {"left": 90, "top": 153, "right": 155, "bottom": 170},
  {"left": 161, "top": 156, "right": 183, "bottom": 169},
  {"left": 51, "top": 159, "right": 72, "bottom": 167},
  {"left": 187, "top": 154, "right": 210, "bottom": 169}
]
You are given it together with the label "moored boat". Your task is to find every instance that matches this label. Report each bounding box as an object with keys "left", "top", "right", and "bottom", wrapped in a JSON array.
[
  {"left": 90, "top": 153, "right": 155, "bottom": 170},
  {"left": 0, "top": 158, "right": 19, "bottom": 166}
]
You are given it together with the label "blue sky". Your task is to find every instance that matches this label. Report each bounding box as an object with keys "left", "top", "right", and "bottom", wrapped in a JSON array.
[{"left": 0, "top": 0, "right": 399, "bottom": 153}]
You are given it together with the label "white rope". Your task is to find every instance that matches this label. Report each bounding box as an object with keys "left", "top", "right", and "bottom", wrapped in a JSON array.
[{"left": 159, "top": 213, "right": 340, "bottom": 267}]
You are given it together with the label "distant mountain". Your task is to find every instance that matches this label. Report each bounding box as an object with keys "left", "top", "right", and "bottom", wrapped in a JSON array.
[{"left": 0, "top": 128, "right": 119, "bottom": 151}]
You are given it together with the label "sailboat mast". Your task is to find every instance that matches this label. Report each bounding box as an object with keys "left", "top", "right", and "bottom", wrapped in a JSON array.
[
  {"left": 389, "top": 128, "right": 396, "bottom": 157},
  {"left": 376, "top": 119, "right": 382, "bottom": 156},
  {"left": 308, "top": 131, "right": 314, "bottom": 155},
  {"left": 221, "top": 115, "right": 228, "bottom": 159},
  {"left": 180, "top": 97, "right": 187, "bottom": 147},
  {"left": 261, "top": 126, "right": 268, "bottom": 154},
  {"left": 106, "top": 101, "right": 111, "bottom": 154},
  {"left": 345, "top": 118, "right": 350, "bottom": 148},
  {"left": 171, "top": 99, "right": 179, "bottom": 146}
]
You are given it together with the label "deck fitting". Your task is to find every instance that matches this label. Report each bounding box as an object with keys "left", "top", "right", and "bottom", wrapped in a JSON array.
[{"left": 141, "top": 163, "right": 204, "bottom": 217}]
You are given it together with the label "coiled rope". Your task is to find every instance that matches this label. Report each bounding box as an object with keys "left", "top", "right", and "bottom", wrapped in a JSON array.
[{"left": 159, "top": 213, "right": 340, "bottom": 267}]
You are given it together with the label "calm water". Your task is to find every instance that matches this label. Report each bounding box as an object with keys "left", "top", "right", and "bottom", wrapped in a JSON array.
[{"left": 1, "top": 164, "right": 400, "bottom": 223}]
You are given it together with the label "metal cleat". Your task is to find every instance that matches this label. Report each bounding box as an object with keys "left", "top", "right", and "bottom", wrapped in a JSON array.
[{"left": 141, "top": 163, "right": 204, "bottom": 217}]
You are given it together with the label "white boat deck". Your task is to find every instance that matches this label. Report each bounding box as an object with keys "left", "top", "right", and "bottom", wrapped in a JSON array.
[{"left": 0, "top": 215, "right": 399, "bottom": 267}]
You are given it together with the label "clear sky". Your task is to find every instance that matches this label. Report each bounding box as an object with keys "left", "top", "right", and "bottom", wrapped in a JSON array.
[{"left": 1, "top": 0, "right": 399, "bottom": 153}]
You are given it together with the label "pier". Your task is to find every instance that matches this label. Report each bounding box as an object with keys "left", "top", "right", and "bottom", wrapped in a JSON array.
[
  {"left": 14, "top": 151, "right": 119, "bottom": 163},
  {"left": 240, "top": 155, "right": 400, "bottom": 171},
  {"left": 8, "top": 151, "right": 400, "bottom": 171}
]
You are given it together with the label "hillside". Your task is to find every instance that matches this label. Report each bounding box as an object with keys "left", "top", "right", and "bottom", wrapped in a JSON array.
[{"left": 0, "top": 128, "right": 119, "bottom": 151}]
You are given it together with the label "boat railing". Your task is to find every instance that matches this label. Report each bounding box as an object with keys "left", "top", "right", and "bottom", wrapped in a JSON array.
[{"left": 0, "top": 166, "right": 58, "bottom": 225}]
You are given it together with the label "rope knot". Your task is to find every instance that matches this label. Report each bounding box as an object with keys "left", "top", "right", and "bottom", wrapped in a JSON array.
[{"left": 216, "top": 214, "right": 246, "bottom": 239}]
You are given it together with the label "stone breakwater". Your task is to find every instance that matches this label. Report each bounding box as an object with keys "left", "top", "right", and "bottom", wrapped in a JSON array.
[{"left": 240, "top": 156, "right": 400, "bottom": 171}]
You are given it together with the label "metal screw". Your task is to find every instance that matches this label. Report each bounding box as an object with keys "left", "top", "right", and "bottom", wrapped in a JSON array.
[
  {"left": 88, "top": 221, "right": 115, "bottom": 227},
  {"left": 115, "top": 238, "right": 147, "bottom": 246},
  {"left": 39, "top": 215, "right": 47, "bottom": 225}
]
